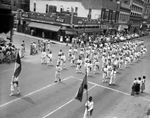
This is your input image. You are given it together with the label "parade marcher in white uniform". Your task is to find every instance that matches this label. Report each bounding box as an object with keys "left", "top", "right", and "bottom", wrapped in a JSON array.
[
  {"left": 70, "top": 53, "right": 76, "bottom": 66},
  {"left": 47, "top": 51, "right": 53, "bottom": 66},
  {"left": 102, "top": 64, "right": 108, "bottom": 82},
  {"left": 20, "top": 44, "right": 25, "bottom": 58},
  {"left": 93, "top": 53, "right": 100, "bottom": 74},
  {"left": 80, "top": 48, "right": 84, "bottom": 58},
  {"left": 41, "top": 49, "right": 47, "bottom": 64},
  {"left": 61, "top": 53, "right": 66, "bottom": 69},
  {"left": 68, "top": 47, "right": 72, "bottom": 61},
  {"left": 55, "top": 62, "right": 62, "bottom": 82},
  {"left": 10, "top": 76, "right": 20, "bottom": 96},
  {"left": 76, "top": 56, "right": 83, "bottom": 73},
  {"left": 109, "top": 67, "right": 116, "bottom": 85},
  {"left": 141, "top": 76, "right": 146, "bottom": 93},
  {"left": 83, "top": 96, "right": 94, "bottom": 118},
  {"left": 86, "top": 60, "right": 93, "bottom": 77},
  {"left": 73, "top": 47, "right": 78, "bottom": 55}
]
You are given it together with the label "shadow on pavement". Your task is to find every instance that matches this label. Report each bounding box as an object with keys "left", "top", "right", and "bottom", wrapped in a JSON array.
[{"left": 16, "top": 94, "right": 35, "bottom": 104}]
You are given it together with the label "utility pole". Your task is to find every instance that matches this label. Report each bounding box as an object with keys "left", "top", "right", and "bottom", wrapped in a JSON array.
[{"left": 10, "top": 0, "right": 14, "bottom": 42}]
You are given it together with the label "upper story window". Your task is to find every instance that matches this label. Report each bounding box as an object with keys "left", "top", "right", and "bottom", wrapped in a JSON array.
[
  {"left": 49, "top": 5, "right": 57, "bottom": 13},
  {"left": 89, "top": 8, "right": 92, "bottom": 14},
  {"left": 60, "top": 5, "right": 64, "bottom": 13},
  {"left": 34, "top": 3, "right": 36, "bottom": 12},
  {"left": 14, "top": 1, "right": 16, "bottom": 6},
  {"left": 67, "top": 7, "right": 70, "bottom": 12},
  {"left": 75, "top": 7, "right": 78, "bottom": 13}
]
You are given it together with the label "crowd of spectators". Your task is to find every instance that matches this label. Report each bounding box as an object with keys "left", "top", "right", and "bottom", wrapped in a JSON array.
[
  {"left": 0, "top": 40, "right": 18, "bottom": 64},
  {"left": 67, "top": 31, "right": 149, "bottom": 49}
]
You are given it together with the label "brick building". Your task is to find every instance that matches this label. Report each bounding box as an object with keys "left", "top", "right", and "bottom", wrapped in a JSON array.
[
  {"left": 129, "top": 0, "right": 144, "bottom": 33},
  {"left": 18, "top": 0, "right": 120, "bottom": 41},
  {"left": 118, "top": 0, "right": 131, "bottom": 32}
]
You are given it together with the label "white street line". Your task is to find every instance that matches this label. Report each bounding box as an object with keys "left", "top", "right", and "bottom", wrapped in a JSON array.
[
  {"left": 0, "top": 76, "right": 73, "bottom": 108},
  {"left": 73, "top": 77, "right": 150, "bottom": 102},
  {"left": 42, "top": 84, "right": 97, "bottom": 118}
]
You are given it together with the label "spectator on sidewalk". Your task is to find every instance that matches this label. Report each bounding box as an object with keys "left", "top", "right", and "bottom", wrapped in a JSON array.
[
  {"left": 141, "top": 76, "right": 146, "bottom": 93},
  {"left": 20, "top": 44, "right": 25, "bottom": 58},
  {"left": 30, "top": 42, "right": 33, "bottom": 55}
]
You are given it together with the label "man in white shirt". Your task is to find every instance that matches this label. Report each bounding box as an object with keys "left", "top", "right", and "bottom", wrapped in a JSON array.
[
  {"left": 83, "top": 96, "right": 94, "bottom": 118},
  {"left": 10, "top": 76, "right": 20, "bottom": 96}
]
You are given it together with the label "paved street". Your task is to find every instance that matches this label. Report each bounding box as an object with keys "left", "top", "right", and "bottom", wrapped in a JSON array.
[{"left": 0, "top": 33, "right": 150, "bottom": 118}]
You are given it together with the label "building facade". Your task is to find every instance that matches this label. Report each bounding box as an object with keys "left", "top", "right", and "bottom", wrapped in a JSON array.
[
  {"left": 0, "top": 0, "right": 30, "bottom": 12},
  {"left": 118, "top": 0, "right": 131, "bottom": 32},
  {"left": 18, "top": 0, "right": 120, "bottom": 41},
  {"left": 30, "top": 0, "right": 102, "bottom": 19},
  {"left": 129, "top": 0, "right": 144, "bottom": 33},
  {"left": 142, "top": 0, "right": 150, "bottom": 29}
]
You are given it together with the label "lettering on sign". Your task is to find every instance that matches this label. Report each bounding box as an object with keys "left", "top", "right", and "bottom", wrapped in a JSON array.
[
  {"left": 45, "top": 17, "right": 55, "bottom": 21},
  {"left": 22, "top": 13, "right": 28, "bottom": 17},
  {"left": 30, "top": 15, "right": 36, "bottom": 18},
  {"left": 56, "top": 18, "right": 64, "bottom": 23},
  {"left": 77, "top": 20, "right": 83, "bottom": 24},
  {"left": 37, "top": 15, "right": 44, "bottom": 19}
]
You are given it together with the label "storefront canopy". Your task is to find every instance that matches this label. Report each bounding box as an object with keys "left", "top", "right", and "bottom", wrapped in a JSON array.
[{"left": 28, "top": 22, "right": 61, "bottom": 32}]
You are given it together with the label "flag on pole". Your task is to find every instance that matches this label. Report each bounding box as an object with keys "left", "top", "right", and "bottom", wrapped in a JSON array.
[
  {"left": 14, "top": 52, "right": 22, "bottom": 78},
  {"left": 75, "top": 73, "right": 88, "bottom": 102}
]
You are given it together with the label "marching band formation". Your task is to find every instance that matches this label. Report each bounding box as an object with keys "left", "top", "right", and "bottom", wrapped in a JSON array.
[{"left": 40, "top": 39, "right": 147, "bottom": 86}]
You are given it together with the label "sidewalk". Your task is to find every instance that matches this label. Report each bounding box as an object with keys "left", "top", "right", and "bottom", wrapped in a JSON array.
[{"left": 14, "top": 31, "right": 70, "bottom": 46}]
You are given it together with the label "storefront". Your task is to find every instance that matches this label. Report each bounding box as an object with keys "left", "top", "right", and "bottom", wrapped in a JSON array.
[
  {"left": 118, "top": 25, "right": 128, "bottom": 32},
  {"left": 28, "top": 22, "right": 61, "bottom": 40}
]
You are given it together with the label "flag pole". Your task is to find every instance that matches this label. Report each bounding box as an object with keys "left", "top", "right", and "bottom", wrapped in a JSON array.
[
  {"left": 14, "top": 57, "right": 17, "bottom": 73},
  {"left": 85, "top": 69, "right": 88, "bottom": 102},
  {"left": 13, "top": 51, "right": 18, "bottom": 74}
]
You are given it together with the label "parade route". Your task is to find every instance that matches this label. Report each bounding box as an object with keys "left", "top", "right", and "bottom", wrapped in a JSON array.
[
  {"left": 1, "top": 33, "right": 150, "bottom": 118},
  {"left": 0, "top": 76, "right": 73, "bottom": 108}
]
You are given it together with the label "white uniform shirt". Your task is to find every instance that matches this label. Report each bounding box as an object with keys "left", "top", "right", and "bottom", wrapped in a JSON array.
[
  {"left": 85, "top": 101, "right": 94, "bottom": 111},
  {"left": 48, "top": 53, "right": 52, "bottom": 59}
]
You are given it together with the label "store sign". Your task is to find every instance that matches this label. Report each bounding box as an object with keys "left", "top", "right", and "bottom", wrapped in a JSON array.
[
  {"left": 45, "top": 16, "right": 55, "bottom": 21},
  {"left": 37, "top": 15, "right": 45, "bottom": 19},
  {"left": 22, "top": 13, "right": 28, "bottom": 17},
  {"left": 30, "top": 14, "right": 36, "bottom": 18},
  {"left": 56, "top": 18, "right": 65, "bottom": 23},
  {"left": 77, "top": 20, "right": 83, "bottom": 24}
]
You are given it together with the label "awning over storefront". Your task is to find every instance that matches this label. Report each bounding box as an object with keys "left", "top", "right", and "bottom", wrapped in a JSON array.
[
  {"left": 28, "top": 22, "right": 61, "bottom": 32},
  {"left": 118, "top": 25, "right": 128, "bottom": 31}
]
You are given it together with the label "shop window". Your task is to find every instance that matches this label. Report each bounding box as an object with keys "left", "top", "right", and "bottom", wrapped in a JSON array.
[{"left": 34, "top": 3, "right": 36, "bottom": 12}]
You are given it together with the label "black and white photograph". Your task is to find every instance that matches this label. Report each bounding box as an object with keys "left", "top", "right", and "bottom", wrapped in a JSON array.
[{"left": 0, "top": 0, "right": 150, "bottom": 117}]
